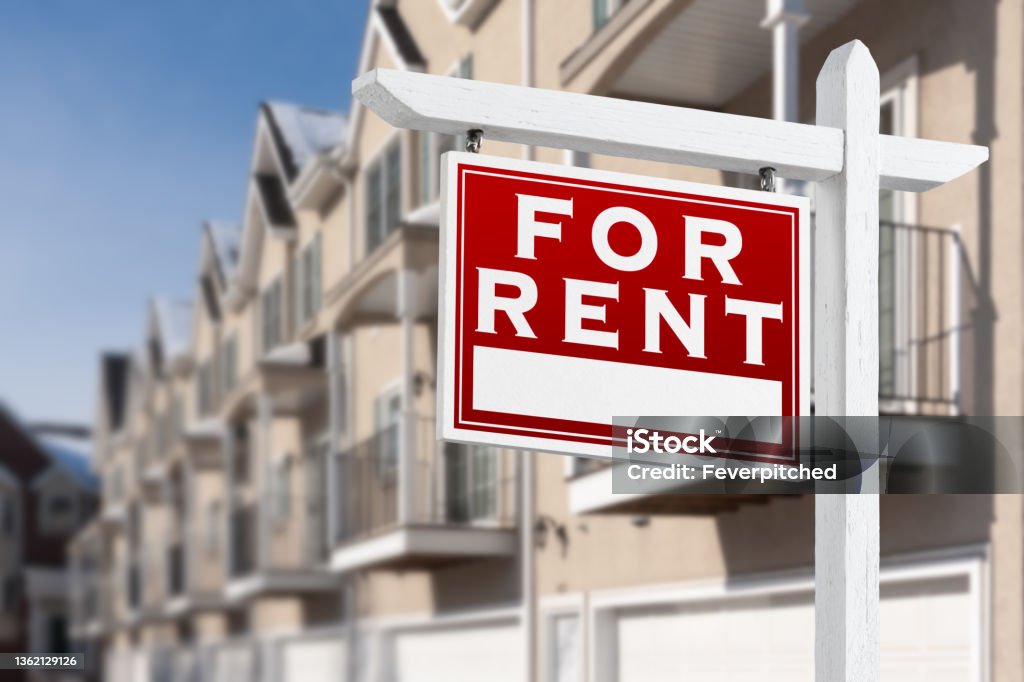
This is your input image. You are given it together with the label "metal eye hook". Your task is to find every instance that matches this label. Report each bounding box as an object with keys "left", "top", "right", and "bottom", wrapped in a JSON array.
[
  {"left": 466, "top": 129, "right": 483, "bottom": 153},
  {"left": 759, "top": 166, "right": 777, "bottom": 192}
]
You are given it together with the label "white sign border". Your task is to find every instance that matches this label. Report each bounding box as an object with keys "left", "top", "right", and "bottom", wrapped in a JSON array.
[{"left": 438, "top": 151, "right": 811, "bottom": 459}]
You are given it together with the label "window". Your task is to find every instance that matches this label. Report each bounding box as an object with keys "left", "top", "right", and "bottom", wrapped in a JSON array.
[
  {"left": 364, "top": 139, "right": 403, "bottom": 254},
  {"left": 197, "top": 360, "right": 213, "bottom": 417},
  {"left": 1, "top": 576, "right": 18, "bottom": 614},
  {"left": 877, "top": 58, "right": 918, "bottom": 408},
  {"left": 373, "top": 390, "right": 402, "bottom": 478},
  {"left": 154, "top": 409, "right": 167, "bottom": 458},
  {"left": 200, "top": 274, "right": 221, "bottom": 321},
  {"left": 294, "top": 234, "right": 322, "bottom": 330},
  {"left": 221, "top": 335, "right": 238, "bottom": 394},
  {"left": 205, "top": 501, "right": 221, "bottom": 556},
  {"left": 0, "top": 493, "right": 14, "bottom": 535},
  {"left": 40, "top": 490, "right": 75, "bottom": 535},
  {"left": 273, "top": 457, "right": 293, "bottom": 525},
  {"left": 170, "top": 394, "right": 183, "bottom": 442},
  {"left": 445, "top": 444, "right": 498, "bottom": 523},
  {"left": 593, "top": 0, "right": 629, "bottom": 31},
  {"left": 111, "top": 466, "right": 123, "bottom": 502},
  {"left": 547, "top": 613, "right": 581, "bottom": 682},
  {"left": 133, "top": 441, "right": 146, "bottom": 478},
  {"left": 261, "top": 277, "right": 283, "bottom": 352}
]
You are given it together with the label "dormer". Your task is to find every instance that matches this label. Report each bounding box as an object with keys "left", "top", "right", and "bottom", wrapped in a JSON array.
[
  {"left": 146, "top": 297, "right": 194, "bottom": 378},
  {"left": 197, "top": 221, "right": 241, "bottom": 322},
  {"left": 232, "top": 102, "right": 343, "bottom": 311}
]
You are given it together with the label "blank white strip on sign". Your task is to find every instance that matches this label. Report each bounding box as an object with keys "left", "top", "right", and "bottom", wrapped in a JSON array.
[{"left": 471, "top": 346, "right": 782, "bottom": 424}]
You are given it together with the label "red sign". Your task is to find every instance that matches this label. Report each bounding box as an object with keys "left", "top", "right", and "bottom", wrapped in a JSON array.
[{"left": 438, "top": 153, "right": 809, "bottom": 458}]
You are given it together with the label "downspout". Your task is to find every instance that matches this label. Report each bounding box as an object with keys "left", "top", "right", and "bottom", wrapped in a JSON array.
[
  {"left": 521, "top": 4, "right": 538, "bottom": 681},
  {"left": 761, "top": 0, "right": 808, "bottom": 193},
  {"left": 523, "top": 0, "right": 536, "bottom": 161}
]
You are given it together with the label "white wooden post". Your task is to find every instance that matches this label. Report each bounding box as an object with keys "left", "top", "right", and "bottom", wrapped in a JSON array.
[
  {"left": 351, "top": 43, "right": 987, "bottom": 682},
  {"left": 814, "top": 41, "right": 880, "bottom": 682}
]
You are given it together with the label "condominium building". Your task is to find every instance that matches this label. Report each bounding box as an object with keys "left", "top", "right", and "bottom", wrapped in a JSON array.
[
  {"left": 0, "top": 408, "right": 98, "bottom": 682},
  {"left": 70, "top": 1, "right": 1024, "bottom": 681}
]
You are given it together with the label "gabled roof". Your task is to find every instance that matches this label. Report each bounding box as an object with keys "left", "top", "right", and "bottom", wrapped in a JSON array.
[
  {"left": 205, "top": 220, "right": 242, "bottom": 285},
  {"left": 35, "top": 434, "right": 100, "bottom": 494},
  {"left": 0, "top": 404, "right": 99, "bottom": 494},
  {"left": 262, "top": 101, "right": 346, "bottom": 182},
  {"left": 100, "top": 353, "right": 130, "bottom": 432},
  {"left": 343, "top": 1, "right": 423, "bottom": 165},
  {"left": 151, "top": 297, "right": 194, "bottom": 363},
  {"left": 375, "top": 6, "right": 426, "bottom": 70},
  {"left": 231, "top": 100, "right": 343, "bottom": 308}
]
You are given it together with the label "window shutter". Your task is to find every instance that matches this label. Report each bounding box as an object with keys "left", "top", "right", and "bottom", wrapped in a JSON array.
[
  {"left": 273, "top": 280, "right": 282, "bottom": 349},
  {"left": 365, "top": 163, "right": 383, "bottom": 253},
  {"left": 385, "top": 142, "right": 402, "bottom": 239},
  {"left": 290, "top": 251, "right": 300, "bottom": 333},
  {"left": 312, "top": 233, "right": 322, "bottom": 314}
]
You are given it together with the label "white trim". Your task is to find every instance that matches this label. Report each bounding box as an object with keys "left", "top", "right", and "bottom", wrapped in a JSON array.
[
  {"left": 586, "top": 547, "right": 987, "bottom": 682},
  {"left": 329, "top": 525, "right": 516, "bottom": 573},
  {"left": 539, "top": 593, "right": 586, "bottom": 682},
  {"left": 224, "top": 569, "right": 337, "bottom": 603},
  {"left": 437, "top": 0, "right": 500, "bottom": 28},
  {"left": 878, "top": 54, "right": 921, "bottom": 415},
  {"left": 437, "top": 152, "right": 810, "bottom": 459},
  {"left": 369, "top": 7, "right": 423, "bottom": 75},
  {"left": 353, "top": 67, "right": 987, "bottom": 192}
]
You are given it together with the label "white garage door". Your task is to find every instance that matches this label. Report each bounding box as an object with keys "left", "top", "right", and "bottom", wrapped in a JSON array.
[
  {"left": 616, "top": 574, "right": 975, "bottom": 682},
  {"left": 281, "top": 636, "right": 347, "bottom": 682},
  {"left": 212, "top": 643, "right": 257, "bottom": 682},
  {"left": 392, "top": 623, "right": 521, "bottom": 682}
]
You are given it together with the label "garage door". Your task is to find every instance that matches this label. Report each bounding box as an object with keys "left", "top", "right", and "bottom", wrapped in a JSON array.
[
  {"left": 392, "top": 622, "right": 521, "bottom": 682},
  {"left": 280, "top": 635, "right": 347, "bottom": 682},
  {"left": 615, "top": 574, "right": 974, "bottom": 682},
  {"left": 212, "top": 643, "right": 257, "bottom": 682}
]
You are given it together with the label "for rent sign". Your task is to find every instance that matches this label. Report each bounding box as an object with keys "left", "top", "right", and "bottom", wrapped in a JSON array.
[{"left": 438, "top": 153, "right": 809, "bottom": 458}]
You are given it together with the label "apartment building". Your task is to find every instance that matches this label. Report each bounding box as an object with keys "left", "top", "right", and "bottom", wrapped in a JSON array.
[
  {"left": 0, "top": 407, "right": 98, "bottom": 682},
  {"left": 69, "top": 0, "right": 1024, "bottom": 681}
]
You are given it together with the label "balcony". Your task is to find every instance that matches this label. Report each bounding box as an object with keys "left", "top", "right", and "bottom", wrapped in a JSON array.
[
  {"left": 560, "top": 0, "right": 861, "bottom": 104},
  {"left": 330, "top": 418, "right": 518, "bottom": 573},
  {"left": 570, "top": 220, "right": 979, "bottom": 515},
  {"left": 225, "top": 497, "right": 337, "bottom": 601},
  {"left": 70, "top": 550, "right": 110, "bottom": 640}
]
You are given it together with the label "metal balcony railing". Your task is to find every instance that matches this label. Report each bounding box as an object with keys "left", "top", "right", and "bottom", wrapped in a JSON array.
[
  {"left": 875, "top": 220, "right": 978, "bottom": 414},
  {"left": 335, "top": 425, "right": 399, "bottom": 543},
  {"left": 334, "top": 418, "right": 516, "bottom": 545},
  {"left": 229, "top": 504, "right": 257, "bottom": 579}
]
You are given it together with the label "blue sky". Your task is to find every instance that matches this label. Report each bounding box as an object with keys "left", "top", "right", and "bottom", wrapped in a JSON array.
[{"left": 0, "top": 1, "right": 367, "bottom": 425}]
